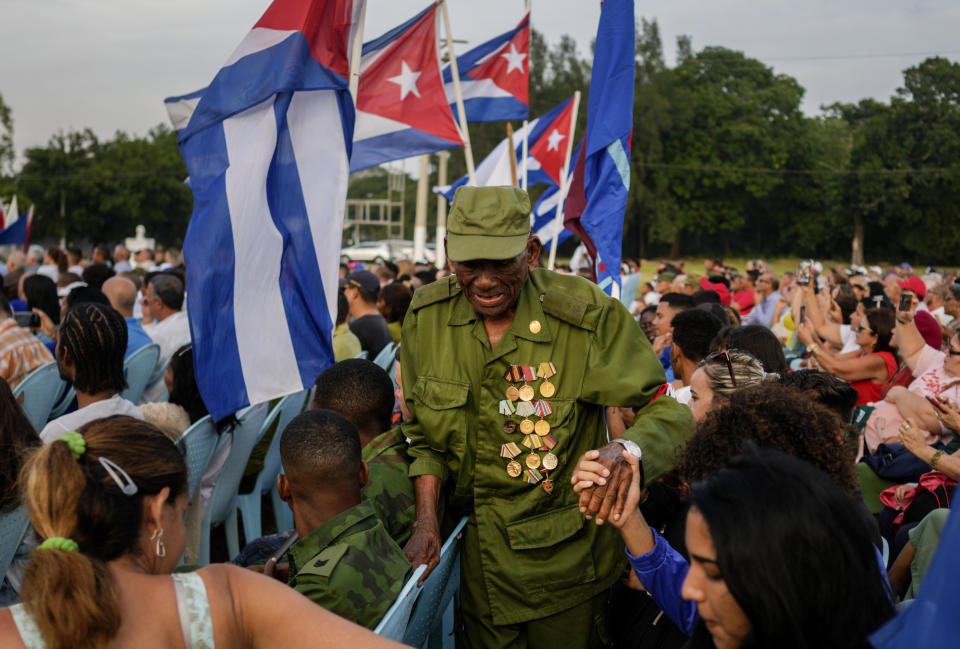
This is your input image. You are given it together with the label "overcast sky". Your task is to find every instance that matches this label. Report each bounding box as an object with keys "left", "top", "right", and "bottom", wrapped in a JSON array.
[{"left": 2, "top": 0, "right": 958, "bottom": 164}]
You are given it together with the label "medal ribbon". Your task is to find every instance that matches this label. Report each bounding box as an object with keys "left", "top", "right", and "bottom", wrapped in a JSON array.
[
  {"left": 515, "top": 401, "right": 535, "bottom": 417},
  {"left": 536, "top": 362, "right": 557, "bottom": 379},
  {"left": 525, "top": 468, "right": 543, "bottom": 483},
  {"left": 540, "top": 434, "right": 557, "bottom": 450},
  {"left": 522, "top": 434, "right": 542, "bottom": 449},
  {"left": 500, "top": 442, "right": 522, "bottom": 458},
  {"left": 534, "top": 400, "right": 553, "bottom": 417},
  {"left": 521, "top": 366, "right": 536, "bottom": 382},
  {"left": 499, "top": 400, "right": 517, "bottom": 415}
]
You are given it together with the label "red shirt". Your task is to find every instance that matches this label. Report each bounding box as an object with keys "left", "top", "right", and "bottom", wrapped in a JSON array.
[
  {"left": 851, "top": 351, "right": 899, "bottom": 406},
  {"left": 732, "top": 290, "right": 755, "bottom": 315}
]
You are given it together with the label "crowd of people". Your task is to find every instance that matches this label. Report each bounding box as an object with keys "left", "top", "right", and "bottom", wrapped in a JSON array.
[{"left": 0, "top": 187, "right": 954, "bottom": 648}]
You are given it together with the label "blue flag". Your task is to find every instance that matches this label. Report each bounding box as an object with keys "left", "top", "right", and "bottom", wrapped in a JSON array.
[
  {"left": 563, "top": 0, "right": 634, "bottom": 296},
  {"left": 164, "top": 0, "right": 362, "bottom": 422}
]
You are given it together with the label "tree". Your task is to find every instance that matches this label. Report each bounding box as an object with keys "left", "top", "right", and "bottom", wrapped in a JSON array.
[{"left": 0, "top": 92, "right": 13, "bottom": 175}]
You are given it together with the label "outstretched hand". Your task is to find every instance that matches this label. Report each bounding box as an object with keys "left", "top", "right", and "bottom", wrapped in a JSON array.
[{"left": 571, "top": 443, "right": 636, "bottom": 526}]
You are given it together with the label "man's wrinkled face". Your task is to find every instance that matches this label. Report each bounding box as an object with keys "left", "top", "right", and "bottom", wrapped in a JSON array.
[{"left": 452, "top": 238, "right": 541, "bottom": 320}]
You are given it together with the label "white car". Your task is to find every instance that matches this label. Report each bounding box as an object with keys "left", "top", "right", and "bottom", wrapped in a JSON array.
[{"left": 340, "top": 239, "right": 435, "bottom": 264}]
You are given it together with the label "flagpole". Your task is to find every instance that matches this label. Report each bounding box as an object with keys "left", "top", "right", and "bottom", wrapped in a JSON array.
[
  {"left": 414, "top": 155, "right": 430, "bottom": 264},
  {"left": 438, "top": 0, "right": 477, "bottom": 185},
  {"left": 506, "top": 123, "right": 518, "bottom": 187},
  {"left": 435, "top": 151, "right": 449, "bottom": 269},
  {"left": 547, "top": 90, "right": 580, "bottom": 271},
  {"left": 348, "top": 0, "right": 368, "bottom": 102},
  {"left": 521, "top": 0, "right": 531, "bottom": 190}
]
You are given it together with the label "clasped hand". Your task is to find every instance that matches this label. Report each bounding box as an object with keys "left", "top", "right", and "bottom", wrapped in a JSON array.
[{"left": 570, "top": 443, "right": 642, "bottom": 527}]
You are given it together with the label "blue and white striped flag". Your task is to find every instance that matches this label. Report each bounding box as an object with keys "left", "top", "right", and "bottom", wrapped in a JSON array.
[{"left": 164, "top": 0, "right": 363, "bottom": 421}]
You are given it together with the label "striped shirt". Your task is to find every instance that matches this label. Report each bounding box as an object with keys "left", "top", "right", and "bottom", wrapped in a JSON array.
[{"left": 0, "top": 318, "right": 54, "bottom": 389}]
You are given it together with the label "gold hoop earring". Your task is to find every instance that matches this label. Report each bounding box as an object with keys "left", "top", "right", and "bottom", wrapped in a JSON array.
[{"left": 151, "top": 528, "right": 166, "bottom": 558}]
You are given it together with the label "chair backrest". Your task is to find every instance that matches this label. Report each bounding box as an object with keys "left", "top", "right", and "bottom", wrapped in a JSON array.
[
  {"left": 402, "top": 516, "right": 469, "bottom": 647},
  {"left": 255, "top": 390, "right": 309, "bottom": 496},
  {"left": 176, "top": 415, "right": 217, "bottom": 499},
  {"left": 120, "top": 343, "right": 161, "bottom": 404},
  {"left": 12, "top": 362, "right": 63, "bottom": 431},
  {"left": 47, "top": 381, "right": 76, "bottom": 421},
  {"left": 372, "top": 341, "right": 397, "bottom": 370},
  {"left": 203, "top": 402, "right": 269, "bottom": 528},
  {"left": 0, "top": 506, "right": 30, "bottom": 578},
  {"left": 374, "top": 564, "right": 427, "bottom": 640},
  {"left": 354, "top": 350, "right": 369, "bottom": 360},
  {"left": 619, "top": 273, "right": 642, "bottom": 309}
]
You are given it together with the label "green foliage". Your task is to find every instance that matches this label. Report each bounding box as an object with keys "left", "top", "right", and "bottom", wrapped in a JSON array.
[
  {"left": 0, "top": 92, "right": 13, "bottom": 176},
  {"left": 16, "top": 125, "right": 191, "bottom": 246}
]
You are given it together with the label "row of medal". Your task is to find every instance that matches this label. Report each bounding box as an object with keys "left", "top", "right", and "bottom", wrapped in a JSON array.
[{"left": 500, "top": 362, "right": 559, "bottom": 494}]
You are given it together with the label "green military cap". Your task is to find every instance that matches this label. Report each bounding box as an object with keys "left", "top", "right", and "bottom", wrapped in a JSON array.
[{"left": 446, "top": 186, "right": 531, "bottom": 262}]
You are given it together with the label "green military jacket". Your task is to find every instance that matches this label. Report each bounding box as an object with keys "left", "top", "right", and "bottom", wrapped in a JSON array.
[
  {"left": 400, "top": 269, "right": 694, "bottom": 625},
  {"left": 287, "top": 499, "right": 412, "bottom": 629},
  {"left": 362, "top": 427, "right": 416, "bottom": 546}
]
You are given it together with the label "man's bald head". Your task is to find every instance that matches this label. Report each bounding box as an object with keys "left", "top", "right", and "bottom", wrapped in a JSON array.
[{"left": 102, "top": 276, "right": 138, "bottom": 317}]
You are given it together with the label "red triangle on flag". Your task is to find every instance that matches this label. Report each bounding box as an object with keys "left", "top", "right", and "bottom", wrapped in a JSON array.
[
  {"left": 467, "top": 16, "right": 529, "bottom": 105},
  {"left": 357, "top": 6, "right": 462, "bottom": 145},
  {"left": 529, "top": 99, "right": 576, "bottom": 185}
]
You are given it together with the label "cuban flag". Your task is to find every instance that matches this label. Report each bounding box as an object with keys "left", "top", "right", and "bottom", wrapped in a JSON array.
[
  {"left": 0, "top": 196, "right": 27, "bottom": 245},
  {"left": 532, "top": 138, "right": 581, "bottom": 251},
  {"left": 435, "top": 95, "right": 576, "bottom": 203},
  {"left": 350, "top": 4, "right": 463, "bottom": 172},
  {"left": 563, "top": 0, "right": 634, "bottom": 297},
  {"left": 443, "top": 13, "right": 529, "bottom": 123},
  {"left": 164, "top": 0, "right": 362, "bottom": 422}
]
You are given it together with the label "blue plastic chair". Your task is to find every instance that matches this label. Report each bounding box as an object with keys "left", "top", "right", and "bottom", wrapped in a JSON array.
[
  {"left": 374, "top": 564, "right": 427, "bottom": 640},
  {"left": 47, "top": 382, "right": 76, "bottom": 421},
  {"left": 142, "top": 355, "right": 172, "bottom": 402},
  {"left": 372, "top": 341, "right": 397, "bottom": 370},
  {"left": 12, "top": 362, "right": 63, "bottom": 431},
  {"left": 354, "top": 350, "right": 369, "bottom": 360},
  {"left": 197, "top": 402, "right": 269, "bottom": 565},
  {"left": 120, "top": 343, "right": 160, "bottom": 404},
  {"left": 0, "top": 507, "right": 30, "bottom": 579},
  {"left": 176, "top": 415, "right": 218, "bottom": 501},
  {"left": 235, "top": 389, "right": 309, "bottom": 540},
  {"left": 403, "top": 516, "right": 469, "bottom": 648}
]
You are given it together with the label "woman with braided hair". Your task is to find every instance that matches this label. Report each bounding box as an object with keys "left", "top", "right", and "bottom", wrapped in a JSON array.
[
  {"left": 38, "top": 302, "right": 143, "bottom": 444},
  {"left": 0, "top": 416, "right": 403, "bottom": 649}
]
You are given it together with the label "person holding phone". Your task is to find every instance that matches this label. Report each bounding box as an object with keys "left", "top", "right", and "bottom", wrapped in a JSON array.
[
  {"left": 0, "top": 291, "right": 54, "bottom": 390},
  {"left": 797, "top": 308, "right": 898, "bottom": 406},
  {"left": 861, "top": 297, "right": 960, "bottom": 452}
]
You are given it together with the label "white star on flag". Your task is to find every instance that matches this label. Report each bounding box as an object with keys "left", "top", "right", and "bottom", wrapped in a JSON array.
[
  {"left": 500, "top": 43, "right": 527, "bottom": 74},
  {"left": 546, "top": 128, "right": 565, "bottom": 151},
  {"left": 388, "top": 60, "right": 422, "bottom": 100}
]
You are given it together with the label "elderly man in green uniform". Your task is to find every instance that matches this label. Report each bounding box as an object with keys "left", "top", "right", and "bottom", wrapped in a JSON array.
[
  {"left": 279, "top": 409, "right": 411, "bottom": 629},
  {"left": 400, "top": 186, "right": 694, "bottom": 647}
]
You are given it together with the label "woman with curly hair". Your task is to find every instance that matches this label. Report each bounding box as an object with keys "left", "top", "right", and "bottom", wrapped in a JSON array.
[{"left": 680, "top": 383, "right": 858, "bottom": 495}]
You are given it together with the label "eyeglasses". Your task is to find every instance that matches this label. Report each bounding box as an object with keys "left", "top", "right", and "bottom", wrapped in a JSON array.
[{"left": 949, "top": 348, "right": 960, "bottom": 356}]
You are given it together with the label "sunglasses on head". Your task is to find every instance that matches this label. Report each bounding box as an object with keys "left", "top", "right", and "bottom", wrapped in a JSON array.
[{"left": 858, "top": 323, "right": 874, "bottom": 334}]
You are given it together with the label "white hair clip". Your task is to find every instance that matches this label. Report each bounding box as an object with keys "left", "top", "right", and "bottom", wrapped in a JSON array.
[{"left": 99, "top": 457, "right": 139, "bottom": 496}]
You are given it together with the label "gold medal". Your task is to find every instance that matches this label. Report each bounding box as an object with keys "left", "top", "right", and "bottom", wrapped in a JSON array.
[
  {"left": 529, "top": 320, "right": 542, "bottom": 334},
  {"left": 542, "top": 452, "right": 558, "bottom": 471},
  {"left": 542, "top": 479, "right": 554, "bottom": 494},
  {"left": 539, "top": 380, "right": 556, "bottom": 398},
  {"left": 534, "top": 419, "right": 551, "bottom": 436},
  {"left": 519, "top": 418, "right": 535, "bottom": 434},
  {"left": 518, "top": 384, "right": 535, "bottom": 402},
  {"left": 507, "top": 460, "right": 522, "bottom": 477},
  {"left": 526, "top": 452, "right": 541, "bottom": 469},
  {"left": 506, "top": 385, "right": 520, "bottom": 401},
  {"left": 503, "top": 419, "right": 517, "bottom": 434}
]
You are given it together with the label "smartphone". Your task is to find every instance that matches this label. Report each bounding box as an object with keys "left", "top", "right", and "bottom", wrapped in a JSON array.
[
  {"left": 263, "top": 531, "right": 299, "bottom": 579},
  {"left": 796, "top": 271, "right": 810, "bottom": 286},
  {"left": 898, "top": 293, "right": 913, "bottom": 312},
  {"left": 13, "top": 312, "right": 40, "bottom": 328}
]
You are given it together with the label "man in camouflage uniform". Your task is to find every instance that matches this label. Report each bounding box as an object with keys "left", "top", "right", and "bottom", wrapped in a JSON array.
[
  {"left": 312, "top": 358, "right": 416, "bottom": 545},
  {"left": 279, "top": 409, "right": 411, "bottom": 629},
  {"left": 400, "top": 186, "right": 694, "bottom": 648}
]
